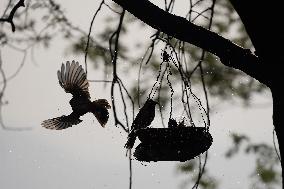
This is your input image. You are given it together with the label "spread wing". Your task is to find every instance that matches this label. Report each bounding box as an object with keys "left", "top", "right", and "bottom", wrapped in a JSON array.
[
  {"left": 41, "top": 112, "right": 82, "bottom": 130},
  {"left": 57, "top": 60, "right": 90, "bottom": 99}
]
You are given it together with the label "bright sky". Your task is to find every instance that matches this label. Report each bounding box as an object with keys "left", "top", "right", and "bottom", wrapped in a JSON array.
[{"left": 0, "top": 0, "right": 280, "bottom": 189}]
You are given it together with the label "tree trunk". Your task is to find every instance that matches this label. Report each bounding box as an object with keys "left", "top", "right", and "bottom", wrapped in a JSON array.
[{"left": 272, "top": 87, "right": 284, "bottom": 187}]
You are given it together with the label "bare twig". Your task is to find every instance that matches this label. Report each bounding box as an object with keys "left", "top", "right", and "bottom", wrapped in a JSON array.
[
  {"left": 111, "top": 0, "right": 265, "bottom": 84},
  {"left": 191, "top": 1, "right": 216, "bottom": 188},
  {"left": 0, "top": 0, "right": 25, "bottom": 32},
  {"left": 0, "top": 50, "right": 32, "bottom": 131},
  {"left": 128, "top": 150, "right": 133, "bottom": 189},
  {"left": 84, "top": 0, "right": 105, "bottom": 76},
  {"left": 109, "top": 10, "right": 128, "bottom": 131}
]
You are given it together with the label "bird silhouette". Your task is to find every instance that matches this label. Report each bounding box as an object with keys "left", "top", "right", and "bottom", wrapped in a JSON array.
[
  {"left": 168, "top": 118, "right": 178, "bottom": 128},
  {"left": 42, "top": 60, "right": 111, "bottom": 130},
  {"left": 168, "top": 118, "right": 186, "bottom": 128},
  {"left": 124, "top": 99, "right": 158, "bottom": 149}
]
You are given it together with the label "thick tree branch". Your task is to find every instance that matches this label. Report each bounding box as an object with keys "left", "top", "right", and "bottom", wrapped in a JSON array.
[
  {"left": 0, "top": 0, "right": 25, "bottom": 32},
  {"left": 111, "top": 0, "right": 268, "bottom": 85},
  {"left": 228, "top": 0, "right": 284, "bottom": 89},
  {"left": 229, "top": 0, "right": 284, "bottom": 60}
]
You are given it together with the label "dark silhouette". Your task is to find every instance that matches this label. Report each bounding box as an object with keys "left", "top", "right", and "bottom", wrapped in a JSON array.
[
  {"left": 42, "top": 60, "right": 111, "bottom": 130},
  {"left": 124, "top": 99, "right": 157, "bottom": 149},
  {"left": 111, "top": 1, "right": 284, "bottom": 183},
  {"left": 168, "top": 118, "right": 186, "bottom": 128},
  {"left": 168, "top": 118, "right": 178, "bottom": 128},
  {"left": 133, "top": 127, "right": 212, "bottom": 162},
  {"left": 177, "top": 119, "right": 186, "bottom": 127}
]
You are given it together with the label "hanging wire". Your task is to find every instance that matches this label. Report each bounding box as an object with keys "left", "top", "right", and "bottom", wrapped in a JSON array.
[
  {"left": 148, "top": 56, "right": 165, "bottom": 100},
  {"left": 157, "top": 66, "right": 168, "bottom": 128},
  {"left": 147, "top": 45, "right": 176, "bottom": 127},
  {"left": 157, "top": 35, "right": 211, "bottom": 189},
  {"left": 166, "top": 62, "right": 174, "bottom": 119},
  {"left": 137, "top": 31, "right": 161, "bottom": 107},
  {"left": 172, "top": 53, "right": 208, "bottom": 128},
  {"left": 158, "top": 41, "right": 208, "bottom": 128}
]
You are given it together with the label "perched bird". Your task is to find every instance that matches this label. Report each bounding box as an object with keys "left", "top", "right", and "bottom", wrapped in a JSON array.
[
  {"left": 42, "top": 60, "right": 111, "bottom": 130},
  {"left": 168, "top": 118, "right": 178, "bottom": 128},
  {"left": 124, "top": 99, "right": 158, "bottom": 149},
  {"left": 177, "top": 119, "right": 186, "bottom": 127}
]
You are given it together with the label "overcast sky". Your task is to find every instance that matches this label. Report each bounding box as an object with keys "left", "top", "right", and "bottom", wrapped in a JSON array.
[{"left": 0, "top": 0, "right": 279, "bottom": 189}]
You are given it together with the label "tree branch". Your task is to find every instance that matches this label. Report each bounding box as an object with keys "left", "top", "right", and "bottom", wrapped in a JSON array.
[
  {"left": 111, "top": 0, "right": 268, "bottom": 85},
  {"left": 228, "top": 0, "right": 284, "bottom": 59},
  {"left": 0, "top": 0, "right": 25, "bottom": 32}
]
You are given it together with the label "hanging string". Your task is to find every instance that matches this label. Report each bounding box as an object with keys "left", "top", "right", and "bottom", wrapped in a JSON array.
[
  {"left": 149, "top": 39, "right": 209, "bottom": 129},
  {"left": 148, "top": 45, "right": 170, "bottom": 100},
  {"left": 148, "top": 59, "right": 165, "bottom": 100},
  {"left": 163, "top": 44, "right": 208, "bottom": 129},
  {"left": 148, "top": 45, "right": 176, "bottom": 127},
  {"left": 165, "top": 59, "right": 174, "bottom": 119}
]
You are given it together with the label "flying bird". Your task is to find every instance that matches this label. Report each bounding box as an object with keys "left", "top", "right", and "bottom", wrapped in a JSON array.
[
  {"left": 124, "top": 99, "right": 158, "bottom": 149},
  {"left": 42, "top": 60, "right": 111, "bottom": 130}
]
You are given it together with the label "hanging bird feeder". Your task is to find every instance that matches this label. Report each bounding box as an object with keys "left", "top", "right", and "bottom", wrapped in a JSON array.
[
  {"left": 133, "top": 127, "right": 212, "bottom": 162},
  {"left": 130, "top": 47, "right": 213, "bottom": 162}
]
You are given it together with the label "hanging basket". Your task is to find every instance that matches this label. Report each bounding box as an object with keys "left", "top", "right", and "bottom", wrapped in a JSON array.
[{"left": 133, "top": 127, "right": 213, "bottom": 162}]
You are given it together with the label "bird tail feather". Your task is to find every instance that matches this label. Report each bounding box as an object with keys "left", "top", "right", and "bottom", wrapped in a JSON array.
[
  {"left": 124, "top": 131, "right": 137, "bottom": 149},
  {"left": 91, "top": 99, "right": 111, "bottom": 127}
]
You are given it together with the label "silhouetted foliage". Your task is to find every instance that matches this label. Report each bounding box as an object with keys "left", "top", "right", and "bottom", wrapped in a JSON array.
[
  {"left": 226, "top": 133, "right": 281, "bottom": 189},
  {"left": 177, "top": 159, "right": 218, "bottom": 189}
]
